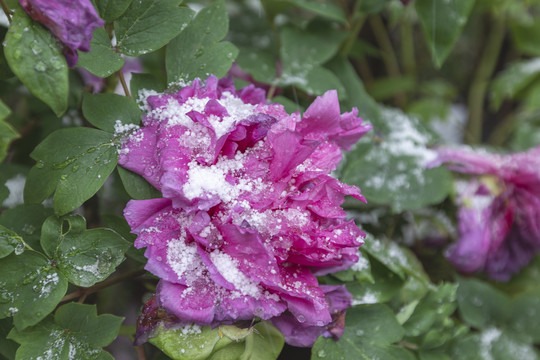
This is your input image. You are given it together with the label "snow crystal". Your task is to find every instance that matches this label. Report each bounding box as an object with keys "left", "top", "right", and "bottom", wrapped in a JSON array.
[{"left": 209, "top": 250, "right": 261, "bottom": 298}]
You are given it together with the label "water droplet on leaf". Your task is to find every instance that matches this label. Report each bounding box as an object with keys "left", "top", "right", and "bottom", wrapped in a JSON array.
[
  {"left": 14, "top": 242, "right": 25, "bottom": 255},
  {"left": 30, "top": 41, "right": 42, "bottom": 55},
  {"left": 34, "top": 61, "right": 47, "bottom": 72},
  {"left": 317, "top": 350, "right": 326, "bottom": 358}
]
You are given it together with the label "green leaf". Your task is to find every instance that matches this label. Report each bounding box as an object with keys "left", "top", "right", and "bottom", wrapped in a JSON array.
[
  {"left": 368, "top": 75, "right": 416, "bottom": 101},
  {"left": 276, "top": 0, "right": 347, "bottom": 24},
  {"left": 278, "top": 25, "right": 345, "bottom": 96},
  {"left": 341, "top": 108, "right": 452, "bottom": 212},
  {"left": 490, "top": 59, "right": 540, "bottom": 110},
  {"left": 117, "top": 166, "right": 161, "bottom": 200},
  {"left": 415, "top": 0, "right": 475, "bottom": 67},
  {"left": 510, "top": 20, "right": 540, "bottom": 57},
  {"left": 509, "top": 290, "right": 540, "bottom": 343},
  {"left": 0, "top": 318, "right": 18, "bottom": 360},
  {"left": 281, "top": 26, "right": 343, "bottom": 68},
  {"left": 363, "top": 236, "right": 429, "bottom": 283},
  {"left": 77, "top": 27, "right": 125, "bottom": 78},
  {"left": 450, "top": 328, "right": 540, "bottom": 360},
  {"left": 130, "top": 73, "right": 166, "bottom": 98},
  {"left": 149, "top": 324, "right": 251, "bottom": 360},
  {"left": 311, "top": 305, "right": 415, "bottom": 360},
  {"left": 116, "top": 0, "right": 194, "bottom": 56},
  {"left": 403, "top": 283, "right": 457, "bottom": 337},
  {"left": 0, "top": 28, "right": 15, "bottom": 80},
  {"left": 332, "top": 251, "right": 373, "bottom": 283},
  {"left": 3, "top": 8, "right": 68, "bottom": 116},
  {"left": 101, "top": 214, "right": 146, "bottom": 263},
  {"left": 166, "top": 0, "right": 238, "bottom": 83},
  {"left": 236, "top": 48, "right": 277, "bottom": 84},
  {"left": 327, "top": 56, "right": 381, "bottom": 123},
  {"left": 95, "top": 0, "right": 134, "bottom": 22},
  {"left": 0, "top": 100, "right": 18, "bottom": 162},
  {"left": 240, "top": 321, "right": 284, "bottom": 360},
  {"left": 8, "top": 302, "right": 123, "bottom": 360},
  {"left": 356, "top": 0, "right": 390, "bottom": 14},
  {"left": 0, "top": 251, "right": 67, "bottom": 330},
  {"left": 40, "top": 215, "right": 129, "bottom": 287},
  {"left": 345, "top": 257, "right": 404, "bottom": 305},
  {"left": 0, "top": 225, "right": 23, "bottom": 258},
  {"left": 457, "top": 278, "right": 511, "bottom": 329},
  {"left": 24, "top": 128, "right": 119, "bottom": 215},
  {"left": 82, "top": 93, "right": 141, "bottom": 133},
  {"left": 0, "top": 204, "right": 54, "bottom": 252}
]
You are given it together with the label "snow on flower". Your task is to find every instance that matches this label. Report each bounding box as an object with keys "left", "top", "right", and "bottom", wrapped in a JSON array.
[
  {"left": 432, "top": 146, "right": 540, "bottom": 281},
  {"left": 19, "top": 0, "right": 104, "bottom": 67},
  {"left": 120, "top": 76, "right": 371, "bottom": 346}
]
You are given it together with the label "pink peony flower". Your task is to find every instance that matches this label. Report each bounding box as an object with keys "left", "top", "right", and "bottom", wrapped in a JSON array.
[
  {"left": 120, "top": 76, "right": 371, "bottom": 346},
  {"left": 432, "top": 146, "right": 540, "bottom": 281},
  {"left": 19, "top": 0, "right": 104, "bottom": 67}
]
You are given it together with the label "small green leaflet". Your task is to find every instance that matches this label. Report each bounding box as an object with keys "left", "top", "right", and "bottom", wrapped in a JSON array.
[
  {"left": 40, "top": 215, "right": 130, "bottom": 287},
  {"left": 149, "top": 321, "right": 284, "bottom": 360},
  {"left": 82, "top": 93, "right": 141, "bottom": 133},
  {"left": 341, "top": 107, "right": 452, "bottom": 212},
  {"left": 77, "top": 27, "right": 124, "bottom": 78},
  {"left": 327, "top": 56, "right": 381, "bottom": 123},
  {"left": 278, "top": 26, "right": 346, "bottom": 97},
  {"left": 0, "top": 100, "right": 18, "bottom": 162},
  {"left": 0, "top": 225, "right": 24, "bottom": 258},
  {"left": 456, "top": 277, "right": 510, "bottom": 329},
  {"left": 116, "top": 0, "right": 194, "bottom": 56},
  {"left": 3, "top": 8, "right": 68, "bottom": 116},
  {"left": 0, "top": 251, "right": 68, "bottom": 330},
  {"left": 117, "top": 166, "right": 161, "bottom": 200},
  {"left": 0, "top": 204, "right": 54, "bottom": 252},
  {"left": 415, "top": 0, "right": 475, "bottom": 68},
  {"left": 24, "top": 128, "right": 119, "bottom": 216},
  {"left": 236, "top": 48, "right": 277, "bottom": 84},
  {"left": 490, "top": 58, "right": 540, "bottom": 110},
  {"left": 311, "top": 305, "right": 415, "bottom": 360},
  {"left": 277, "top": 0, "right": 347, "bottom": 24},
  {"left": 94, "top": 0, "right": 134, "bottom": 22},
  {"left": 130, "top": 73, "right": 167, "bottom": 97},
  {"left": 450, "top": 328, "right": 540, "bottom": 360},
  {"left": 166, "top": 0, "right": 238, "bottom": 84},
  {"left": 8, "top": 302, "right": 123, "bottom": 360}
]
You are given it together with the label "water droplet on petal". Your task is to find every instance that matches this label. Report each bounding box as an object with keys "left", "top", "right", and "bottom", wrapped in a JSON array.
[{"left": 297, "top": 314, "right": 305, "bottom": 323}]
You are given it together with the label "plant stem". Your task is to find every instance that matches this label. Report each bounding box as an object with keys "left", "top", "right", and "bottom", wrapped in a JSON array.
[
  {"left": 465, "top": 14, "right": 506, "bottom": 144},
  {"left": 136, "top": 345, "right": 146, "bottom": 360},
  {"left": 117, "top": 70, "right": 132, "bottom": 98},
  {"left": 0, "top": 0, "right": 12, "bottom": 23},
  {"left": 400, "top": 9, "right": 416, "bottom": 80},
  {"left": 369, "top": 15, "right": 405, "bottom": 107},
  {"left": 60, "top": 268, "right": 145, "bottom": 303},
  {"left": 340, "top": 14, "right": 366, "bottom": 56},
  {"left": 487, "top": 112, "right": 518, "bottom": 146}
]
